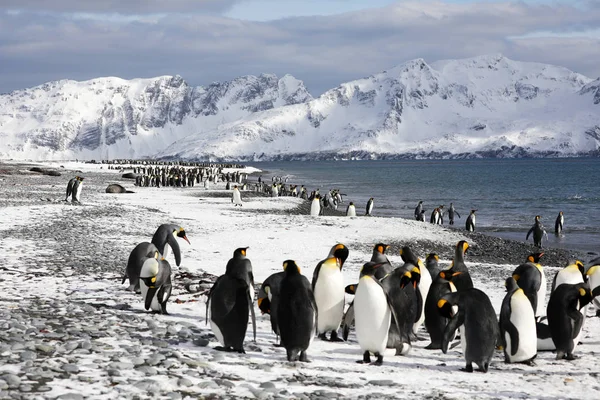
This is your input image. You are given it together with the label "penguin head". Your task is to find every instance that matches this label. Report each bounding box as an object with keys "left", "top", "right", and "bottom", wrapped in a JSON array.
[
  {"left": 283, "top": 260, "right": 301, "bottom": 274},
  {"left": 234, "top": 247, "right": 249, "bottom": 258},
  {"left": 345, "top": 284, "right": 357, "bottom": 295},
  {"left": 331, "top": 244, "right": 349, "bottom": 268},
  {"left": 504, "top": 276, "right": 519, "bottom": 292},
  {"left": 575, "top": 260, "right": 585, "bottom": 276},
  {"left": 399, "top": 271, "right": 413, "bottom": 289},
  {"left": 535, "top": 215, "right": 541, "bottom": 222},
  {"left": 438, "top": 269, "right": 463, "bottom": 283},
  {"left": 374, "top": 243, "right": 389, "bottom": 255},
  {"left": 176, "top": 227, "right": 191, "bottom": 244},
  {"left": 456, "top": 240, "right": 469, "bottom": 255},
  {"left": 559, "top": 211, "right": 564, "bottom": 216},
  {"left": 400, "top": 246, "right": 419, "bottom": 265},
  {"left": 471, "top": 209, "right": 477, "bottom": 214},
  {"left": 527, "top": 252, "right": 544, "bottom": 264},
  {"left": 359, "top": 261, "right": 382, "bottom": 278},
  {"left": 437, "top": 297, "right": 456, "bottom": 318},
  {"left": 576, "top": 284, "right": 593, "bottom": 307},
  {"left": 426, "top": 253, "right": 439, "bottom": 264}
]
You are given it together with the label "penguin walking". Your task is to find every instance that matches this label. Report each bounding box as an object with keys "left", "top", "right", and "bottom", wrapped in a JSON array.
[
  {"left": 354, "top": 262, "right": 399, "bottom": 365},
  {"left": 526, "top": 215, "right": 547, "bottom": 248},
  {"left": 546, "top": 282, "right": 593, "bottom": 360},
  {"left": 414, "top": 201, "right": 423, "bottom": 221},
  {"left": 71, "top": 177, "right": 84, "bottom": 203},
  {"left": 555, "top": 211, "right": 564, "bottom": 235},
  {"left": 310, "top": 195, "right": 321, "bottom": 217},
  {"left": 346, "top": 202, "right": 356, "bottom": 217},
  {"left": 232, "top": 185, "right": 243, "bottom": 206},
  {"left": 312, "top": 244, "right": 349, "bottom": 341},
  {"left": 499, "top": 277, "right": 537, "bottom": 364},
  {"left": 424, "top": 272, "right": 457, "bottom": 350},
  {"left": 438, "top": 288, "right": 499, "bottom": 373},
  {"left": 65, "top": 176, "right": 79, "bottom": 202},
  {"left": 465, "top": 209, "right": 477, "bottom": 232},
  {"left": 258, "top": 271, "right": 286, "bottom": 341},
  {"left": 206, "top": 247, "right": 256, "bottom": 353},
  {"left": 277, "top": 260, "right": 317, "bottom": 362},
  {"left": 512, "top": 252, "right": 546, "bottom": 317},
  {"left": 365, "top": 197, "right": 374, "bottom": 216},
  {"left": 448, "top": 203, "right": 460, "bottom": 225},
  {"left": 139, "top": 250, "right": 173, "bottom": 314}
]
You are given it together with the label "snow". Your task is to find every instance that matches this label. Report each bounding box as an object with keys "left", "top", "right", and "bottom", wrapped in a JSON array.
[{"left": 1, "top": 161, "right": 600, "bottom": 399}]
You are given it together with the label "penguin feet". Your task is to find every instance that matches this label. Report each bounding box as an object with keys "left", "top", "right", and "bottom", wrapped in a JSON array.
[
  {"left": 356, "top": 351, "right": 371, "bottom": 364},
  {"left": 370, "top": 354, "right": 384, "bottom": 366},
  {"left": 425, "top": 342, "right": 441, "bottom": 350},
  {"left": 318, "top": 333, "right": 329, "bottom": 341},
  {"left": 299, "top": 351, "right": 310, "bottom": 363},
  {"left": 329, "top": 331, "right": 344, "bottom": 342},
  {"left": 462, "top": 363, "right": 474, "bottom": 373}
]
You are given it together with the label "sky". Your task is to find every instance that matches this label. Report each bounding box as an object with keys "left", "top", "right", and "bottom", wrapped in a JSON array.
[{"left": 1, "top": 0, "right": 599, "bottom": 95}]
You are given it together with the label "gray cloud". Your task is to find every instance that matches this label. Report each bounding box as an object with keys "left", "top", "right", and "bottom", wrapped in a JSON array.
[{"left": 1, "top": 1, "right": 599, "bottom": 96}]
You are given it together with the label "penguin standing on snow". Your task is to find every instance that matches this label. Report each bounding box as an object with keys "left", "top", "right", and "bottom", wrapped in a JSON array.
[
  {"left": 448, "top": 203, "right": 460, "bottom": 225},
  {"left": 71, "top": 176, "right": 84, "bottom": 203},
  {"left": 310, "top": 195, "right": 321, "bottom": 216},
  {"left": 232, "top": 185, "right": 243, "bottom": 206},
  {"left": 346, "top": 202, "right": 357, "bottom": 217},
  {"left": 526, "top": 215, "right": 547, "bottom": 248},
  {"left": 448, "top": 240, "right": 474, "bottom": 291},
  {"left": 512, "top": 252, "right": 546, "bottom": 317},
  {"left": 430, "top": 208, "right": 442, "bottom": 225},
  {"left": 586, "top": 257, "right": 600, "bottom": 312},
  {"left": 354, "top": 262, "right": 399, "bottom": 365},
  {"left": 555, "top": 211, "right": 564, "bottom": 235},
  {"left": 139, "top": 250, "right": 173, "bottom": 314},
  {"left": 365, "top": 197, "right": 374, "bottom": 216},
  {"left": 277, "top": 260, "right": 317, "bottom": 362},
  {"left": 425, "top": 253, "right": 441, "bottom": 280},
  {"left": 312, "top": 244, "right": 349, "bottom": 341},
  {"left": 438, "top": 288, "right": 499, "bottom": 373},
  {"left": 424, "top": 272, "right": 457, "bottom": 350},
  {"left": 499, "top": 277, "right": 537, "bottom": 364},
  {"left": 258, "top": 270, "right": 286, "bottom": 341},
  {"left": 400, "top": 246, "right": 430, "bottom": 335},
  {"left": 206, "top": 247, "right": 256, "bottom": 353},
  {"left": 546, "top": 282, "right": 593, "bottom": 360},
  {"left": 465, "top": 209, "right": 477, "bottom": 232},
  {"left": 65, "top": 176, "right": 79, "bottom": 202}
]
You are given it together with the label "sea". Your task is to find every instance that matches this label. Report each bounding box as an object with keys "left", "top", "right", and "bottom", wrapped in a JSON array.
[{"left": 247, "top": 158, "right": 600, "bottom": 255}]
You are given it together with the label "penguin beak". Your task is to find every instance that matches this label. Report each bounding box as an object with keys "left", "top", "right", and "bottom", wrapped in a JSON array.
[{"left": 183, "top": 235, "right": 190, "bottom": 245}]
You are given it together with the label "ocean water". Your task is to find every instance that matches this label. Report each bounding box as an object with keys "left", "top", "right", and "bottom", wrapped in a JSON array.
[{"left": 248, "top": 158, "right": 600, "bottom": 254}]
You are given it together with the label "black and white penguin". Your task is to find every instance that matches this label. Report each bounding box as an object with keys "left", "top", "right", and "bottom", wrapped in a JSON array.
[
  {"left": 425, "top": 253, "right": 441, "bottom": 280},
  {"left": 258, "top": 271, "right": 285, "bottom": 340},
  {"left": 424, "top": 272, "right": 457, "bottom": 350},
  {"left": 71, "top": 177, "right": 84, "bottom": 203},
  {"left": 139, "top": 251, "right": 173, "bottom": 314},
  {"left": 232, "top": 185, "right": 243, "bottom": 206},
  {"left": 554, "top": 211, "right": 564, "bottom": 235},
  {"left": 354, "top": 262, "right": 399, "bottom": 365},
  {"left": 151, "top": 224, "right": 191, "bottom": 267},
  {"left": 447, "top": 240, "right": 474, "bottom": 291},
  {"left": 400, "top": 246, "right": 430, "bottom": 334},
  {"left": 499, "top": 277, "right": 537, "bottom": 364},
  {"left": 380, "top": 266, "right": 421, "bottom": 355},
  {"left": 552, "top": 260, "right": 585, "bottom": 292},
  {"left": 438, "top": 288, "right": 499, "bottom": 373},
  {"left": 586, "top": 257, "right": 600, "bottom": 311},
  {"left": 512, "top": 252, "right": 546, "bottom": 317},
  {"left": 365, "top": 197, "right": 374, "bottom": 216},
  {"left": 546, "top": 282, "right": 593, "bottom": 360},
  {"left": 448, "top": 203, "right": 460, "bottom": 225},
  {"left": 465, "top": 209, "right": 477, "bottom": 232},
  {"left": 417, "top": 209, "right": 426, "bottom": 222},
  {"left": 277, "top": 260, "right": 317, "bottom": 362},
  {"left": 414, "top": 201, "right": 423, "bottom": 220},
  {"left": 346, "top": 202, "right": 357, "bottom": 217},
  {"left": 312, "top": 244, "right": 349, "bottom": 341},
  {"left": 370, "top": 243, "right": 393, "bottom": 280},
  {"left": 206, "top": 247, "right": 256, "bottom": 353},
  {"left": 123, "top": 242, "right": 159, "bottom": 292},
  {"left": 310, "top": 195, "right": 321, "bottom": 216},
  {"left": 430, "top": 208, "right": 442, "bottom": 225},
  {"left": 65, "top": 176, "right": 79, "bottom": 202},
  {"left": 526, "top": 215, "right": 547, "bottom": 248}
]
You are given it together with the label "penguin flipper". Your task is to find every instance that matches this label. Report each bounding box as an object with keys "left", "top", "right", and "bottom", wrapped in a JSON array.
[
  {"left": 311, "top": 261, "right": 324, "bottom": 292},
  {"left": 414, "top": 290, "right": 423, "bottom": 324},
  {"left": 505, "top": 321, "right": 520, "bottom": 356},
  {"left": 248, "top": 289, "right": 257, "bottom": 342},
  {"left": 526, "top": 227, "right": 534, "bottom": 241},
  {"left": 569, "top": 309, "right": 585, "bottom": 340},
  {"left": 167, "top": 234, "right": 182, "bottom": 266},
  {"left": 144, "top": 287, "right": 158, "bottom": 311},
  {"left": 456, "top": 211, "right": 461, "bottom": 219},
  {"left": 341, "top": 301, "right": 354, "bottom": 341},
  {"left": 442, "top": 310, "right": 465, "bottom": 354}
]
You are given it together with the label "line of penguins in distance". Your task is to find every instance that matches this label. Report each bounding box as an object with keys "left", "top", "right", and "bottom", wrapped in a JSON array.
[{"left": 122, "top": 224, "right": 600, "bottom": 370}]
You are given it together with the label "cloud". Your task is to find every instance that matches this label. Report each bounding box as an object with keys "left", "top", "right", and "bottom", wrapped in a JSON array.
[{"left": 0, "top": 1, "right": 599, "bottom": 96}]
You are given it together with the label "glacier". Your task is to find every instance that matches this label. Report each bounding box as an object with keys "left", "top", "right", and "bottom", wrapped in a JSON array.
[{"left": 1, "top": 54, "right": 598, "bottom": 161}]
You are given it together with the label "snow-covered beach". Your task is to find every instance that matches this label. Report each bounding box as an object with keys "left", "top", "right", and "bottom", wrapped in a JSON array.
[{"left": 0, "top": 160, "right": 598, "bottom": 400}]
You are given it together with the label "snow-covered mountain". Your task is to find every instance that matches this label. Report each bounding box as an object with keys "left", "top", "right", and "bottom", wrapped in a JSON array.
[
  {"left": 0, "top": 73, "right": 312, "bottom": 160},
  {"left": 1, "top": 54, "right": 599, "bottom": 161}
]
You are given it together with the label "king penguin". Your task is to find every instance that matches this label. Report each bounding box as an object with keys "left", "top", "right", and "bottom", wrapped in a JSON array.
[
  {"left": 346, "top": 202, "right": 357, "bottom": 217},
  {"left": 71, "top": 177, "right": 84, "bottom": 203},
  {"left": 438, "top": 288, "right": 499, "bottom": 373},
  {"left": 312, "top": 243, "right": 349, "bottom": 341},
  {"left": 151, "top": 224, "right": 191, "bottom": 267},
  {"left": 499, "top": 277, "right": 537, "bottom": 364},
  {"left": 512, "top": 252, "right": 546, "bottom": 317},
  {"left": 552, "top": 260, "right": 585, "bottom": 292},
  {"left": 448, "top": 203, "right": 460, "bottom": 225},
  {"left": 465, "top": 209, "right": 477, "bottom": 232},
  {"left": 526, "top": 215, "right": 547, "bottom": 248},
  {"left": 232, "top": 185, "right": 243, "bottom": 206},
  {"left": 354, "top": 262, "right": 399, "bottom": 365},
  {"left": 310, "top": 195, "right": 321, "bottom": 216},
  {"left": 258, "top": 270, "right": 286, "bottom": 341},
  {"left": 206, "top": 247, "right": 256, "bottom": 353},
  {"left": 448, "top": 240, "right": 474, "bottom": 291},
  {"left": 139, "top": 250, "right": 173, "bottom": 314},
  {"left": 414, "top": 201, "right": 423, "bottom": 221},
  {"left": 65, "top": 176, "right": 79, "bottom": 202},
  {"left": 424, "top": 271, "right": 457, "bottom": 350},
  {"left": 277, "top": 260, "right": 317, "bottom": 362},
  {"left": 546, "top": 282, "right": 593, "bottom": 360},
  {"left": 365, "top": 197, "right": 374, "bottom": 216},
  {"left": 400, "top": 246, "right": 430, "bottom": 335},
  {"left": 555, "top": 211, "right": 564, "bottom": 235},
  {"left": 586, "top": 257, "right": 600, "bottom": 312},
  {"left": 425, "top": 253, "right": 441, "bottom": 280}
]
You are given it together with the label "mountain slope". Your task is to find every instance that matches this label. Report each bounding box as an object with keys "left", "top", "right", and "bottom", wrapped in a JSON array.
[
  {"left": 160, "top": 55, "right": 599, "bottom": 161},
  {"left": 0, "top": 74, "right": 312, "bottom": 160}
]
